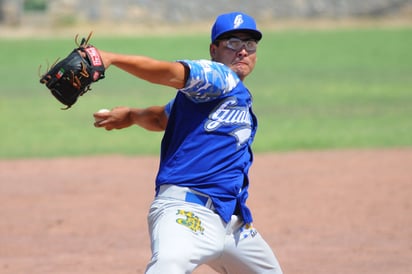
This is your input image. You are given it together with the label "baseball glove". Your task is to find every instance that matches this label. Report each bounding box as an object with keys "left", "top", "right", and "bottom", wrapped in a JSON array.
[{"left": 39, "top": 32, "right": 105, "bottom": 109}]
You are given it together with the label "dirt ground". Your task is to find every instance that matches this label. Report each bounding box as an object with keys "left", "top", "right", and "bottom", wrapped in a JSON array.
[{"left": 1, "top": 148, "right": 411, "bottom": 274}]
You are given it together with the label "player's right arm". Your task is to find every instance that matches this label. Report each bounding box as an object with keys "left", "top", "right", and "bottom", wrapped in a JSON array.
[
  {"left": 94, "top": 106, "right": 168, "bottom": 131},
  {"left": 98, "top": 50, "right": 187, "bottom": 89}
]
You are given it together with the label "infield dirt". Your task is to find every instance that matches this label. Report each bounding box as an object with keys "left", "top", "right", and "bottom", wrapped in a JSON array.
[{"left": 1, "top": 148, "right": 411, "bottom": 274}]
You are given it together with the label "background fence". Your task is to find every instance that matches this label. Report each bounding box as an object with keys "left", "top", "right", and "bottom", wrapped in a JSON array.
[{"left": 1, "top": 0, "right": 411, "bottom": 28}]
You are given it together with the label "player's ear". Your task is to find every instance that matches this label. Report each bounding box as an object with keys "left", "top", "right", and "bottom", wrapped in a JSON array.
[{"left": 210, "top": 44, "right": 217, "bottom": 59}]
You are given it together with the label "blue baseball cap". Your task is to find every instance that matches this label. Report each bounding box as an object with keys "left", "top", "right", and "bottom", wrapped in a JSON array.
[{"left": 211, "top": 12, "right": 262, "bottom": 42}]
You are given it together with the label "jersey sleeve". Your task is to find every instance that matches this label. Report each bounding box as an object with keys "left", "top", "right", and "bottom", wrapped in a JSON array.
[
  {"left": 164, "top": 98, "right": 175, "bottom": 118},
  {"left": 178, "top": 60, "right": 240, "bottom": 103}
]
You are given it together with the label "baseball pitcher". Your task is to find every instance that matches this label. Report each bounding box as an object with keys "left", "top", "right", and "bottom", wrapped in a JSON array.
[{"left": 40, "top": 11, "right": 283, "bottom": 274}]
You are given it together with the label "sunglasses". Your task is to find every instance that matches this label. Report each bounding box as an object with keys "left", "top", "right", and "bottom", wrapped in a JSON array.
[{"left": 221, "top": 37, "right": 258, "bottom": 52}]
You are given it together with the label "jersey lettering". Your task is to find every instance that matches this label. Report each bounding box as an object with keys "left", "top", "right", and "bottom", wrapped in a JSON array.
[
  {"left": 205, "top": 97, "right": 252, "bottom": 131},
  {"left": 204, "top": 97, "right": 252, "bottom": 148}
]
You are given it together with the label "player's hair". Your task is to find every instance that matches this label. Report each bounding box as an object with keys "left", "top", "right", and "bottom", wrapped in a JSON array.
[{"left": 213, "top": 40, "right": 221, "bottom": 46}]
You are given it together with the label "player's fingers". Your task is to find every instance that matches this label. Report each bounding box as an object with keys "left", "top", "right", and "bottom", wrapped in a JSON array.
[
  {"left": 94, "top": 121, "right": 103, "bottom": 128},
  {"left": 93, "top": 110, "right": 112, "bottom": 129},
  {"left": 94, "top": 120, "right": 114, "bottom": 131},
  {"left": 93, "top": 112, "right": 110, "bottom": 120}
]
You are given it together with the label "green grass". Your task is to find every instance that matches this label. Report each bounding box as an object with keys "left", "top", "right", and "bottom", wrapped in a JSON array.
[
  {"left": 1, "top": 27, "right": 411, "bottom": 158},
  {"left": 251, "top": 27, "right": 412, "bottom": 151}
]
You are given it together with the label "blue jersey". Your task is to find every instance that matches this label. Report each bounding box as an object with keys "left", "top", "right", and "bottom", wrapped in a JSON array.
[{"left": 155, "top": 60, "right": 258, "bottom": 223}]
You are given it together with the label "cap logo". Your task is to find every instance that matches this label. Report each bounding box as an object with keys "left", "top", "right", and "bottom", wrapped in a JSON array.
[{"left": 233, "top": 14, "right": 244, "bottom": 29}]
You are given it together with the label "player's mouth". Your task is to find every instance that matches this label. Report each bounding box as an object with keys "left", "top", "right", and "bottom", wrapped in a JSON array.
[{"left": 232, "top": 61, "right": 248, "bottom": 67}]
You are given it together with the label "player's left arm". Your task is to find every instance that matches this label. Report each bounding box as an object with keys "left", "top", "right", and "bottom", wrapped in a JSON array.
[
  {"left": 98, "top": 50, "right": 187, "bottom": 89},
  {"left": 94, "top": 105, "right": 168, "bottom": 131}
]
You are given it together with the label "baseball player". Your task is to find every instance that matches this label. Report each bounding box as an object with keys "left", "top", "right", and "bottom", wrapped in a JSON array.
[{"left": 94, "top": 12, "right": 283, "bottom": 274}]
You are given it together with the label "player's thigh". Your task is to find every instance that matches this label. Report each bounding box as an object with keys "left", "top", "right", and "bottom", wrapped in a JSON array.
[
  {"left": 209, "top": 225, "right": 283, "bottom": 274},
  {"left": 146, "top": 198, "right": 222, "bottom": 273}
]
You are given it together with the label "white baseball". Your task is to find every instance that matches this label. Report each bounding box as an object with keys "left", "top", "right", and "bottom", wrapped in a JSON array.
[
  {"left": 95, "top": 109, "right": 110, "bottom": 122},
  {"left": 98, "top": 108, "right": 110, "bottom": 113}
]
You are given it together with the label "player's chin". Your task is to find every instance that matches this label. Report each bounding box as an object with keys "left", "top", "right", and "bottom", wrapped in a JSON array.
[
  {"left": 233, "top": 67, "right": 251, "bottom": 80},
  {"left": 232, "top": 63, "right": 252, "bottom": 77}
]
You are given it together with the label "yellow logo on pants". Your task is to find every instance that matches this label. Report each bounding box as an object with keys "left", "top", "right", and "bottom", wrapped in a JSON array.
[{"left": 176, "top": 209, "right": 205, "bottom": 234}]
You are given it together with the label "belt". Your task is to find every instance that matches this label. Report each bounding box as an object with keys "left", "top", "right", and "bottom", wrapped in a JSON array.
[{"left": 157, "top": 184, "right": 215, "bottom": 210}]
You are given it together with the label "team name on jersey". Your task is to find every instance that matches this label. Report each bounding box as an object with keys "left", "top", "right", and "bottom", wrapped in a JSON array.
[{"left": 204, "top": 97, "right": 252, "bottom": 148}]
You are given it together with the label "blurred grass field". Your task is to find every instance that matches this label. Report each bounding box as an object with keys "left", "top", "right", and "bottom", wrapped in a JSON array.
[{"left": 1, "top": 27, "right": 411, "bottom": 158}]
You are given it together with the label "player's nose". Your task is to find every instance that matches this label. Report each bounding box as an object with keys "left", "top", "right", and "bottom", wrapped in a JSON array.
[{"left": 236, "top": 47, "right": 248, "bottom": 57}]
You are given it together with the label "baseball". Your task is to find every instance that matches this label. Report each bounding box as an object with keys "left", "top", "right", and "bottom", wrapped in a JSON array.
[
  {"left": 98, "top": 108, "right": 110, "bottom": 113},
  {"left": 95, "top": 108, "right": 110, "bottom": 122}
]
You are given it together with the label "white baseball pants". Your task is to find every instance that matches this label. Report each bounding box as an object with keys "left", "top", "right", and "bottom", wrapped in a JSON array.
[{"left": 144, "top": 185, "right": 283, "bottom": 274}]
